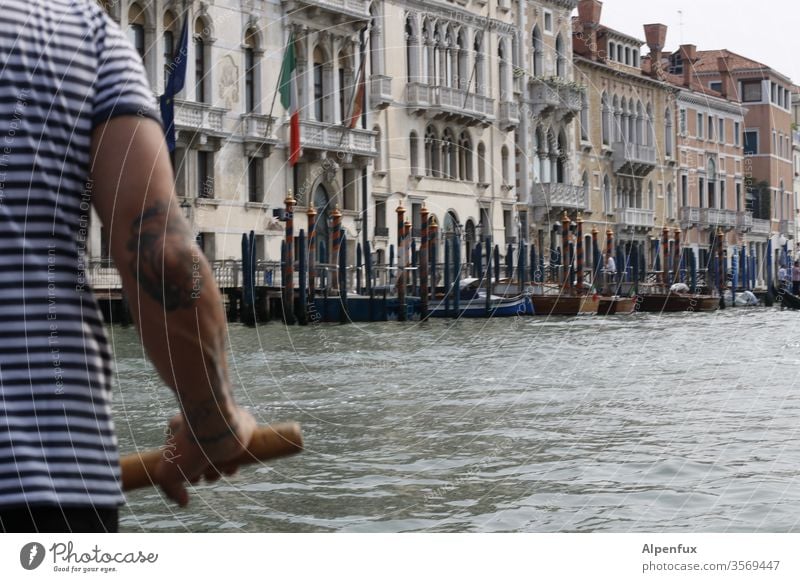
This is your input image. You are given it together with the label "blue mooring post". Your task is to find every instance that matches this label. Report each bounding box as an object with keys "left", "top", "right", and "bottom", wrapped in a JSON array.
[
  {"left": 339, "top": 232, "right": 349, "bottom": 323},
  {"left": 518, "top": 241, "right": 526, "bottom": 295},
  {"left": 298, "top": 229, "right": 308, "bottom": 325},
  {"left": 632, "top": 244, "right": 639, "bottom": 296},
  {"left": 430, "top": 234, "right": 438, "bottom": 309},
  {"left": 473, "top": 244, "right": 482, "bottom": 278},
  {"left": 389, "top": 244, "right": 395, "bottom": 286},
  {"left": 529, "top": 243, "right": 536, "bottom": 283},
  {"left": 765, "top": 239, "right": 774, "bottom": 306},
  {"left": 485, "top": 238, "right": 492, "bottom": 316},
  {"left": 731, "top": 247, "right": 737, "bottom": 307},
  {"left": 444, "top": 236, "right": 451, "bottom": 317},
  {"left": 740, "top": 245, "right": 746, "bottom": 291},
  {"left": 689, "top": 251, "right": 697, "bottom": 294},
  {"left": 318, "top": 240, "right": 327, "bottom": 290},
  {"left": 453, "top": 234, "right": 461, "bottom": 318},
  {"left": 411, "top": 238, "right": 418, "bottom": 297},
  {"left": 506, "top": 243, "right": 513, "bottom": 279},
  {"left": 356, "top": 242, "right": 363, "bottom": 295},
  {"left": 365, "top": 240, "right": 374, "bottom": 320},
  {"left": 279, "top": 239, "right": 286, "bottom": 322},
  {"left": 493, "top": 244, "right": 500, "bottom": 284},
  {"left": 241, "top": 233, "right": 252, "bottom": 324}
]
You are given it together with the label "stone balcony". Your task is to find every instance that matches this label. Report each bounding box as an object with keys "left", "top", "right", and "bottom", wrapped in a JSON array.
[
  {"left": 406, "top": 82, "right": 495, "bottom": 126},
  {"left": 616, "top": 207, "right": 655, "bottom": 231},
  {"left": 531, "top": 182, "right": 586, "bottom": 211},
  {"left": 240, "top": 113, "right": 277, "bottom": 156},
  {"left": 174, "top": 99, "right": 225, "bottom": 136},
  {"left": 526, "top": 78, "right": 582, "bottom": 121},
  {"left": 497, "top": 101, "right": 519, "bottom": 131},
  {"left": 611, "top": 141, "right": 657, "bottom": 175},
  {"left": 736, "top": 211, "right": 753, "bottom": 232},
  {"left": 780, "top": 219, "right": 796, "bottom": 238},
  {"left": 281, "top": 0, "right": 369, "bottom": 23},
  {"left": 680, "top": 206, "right": 700, "bottom": 227},
  {"left": 369, "top": 75, "right": 392, "bottom": 110},
  {"left": 296, "top": 119, "right": 377, "bottom": 159},
  {"left": 700, "top": 208, "right": 737, "bottom": 230},
  {"left": 751, "top": 218, "right": 771, "bottom": 236}
]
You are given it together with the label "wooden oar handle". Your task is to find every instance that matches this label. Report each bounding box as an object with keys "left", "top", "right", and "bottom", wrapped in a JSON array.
[{"left": 120, "top": 422, "right": 303, "bottom": 492}]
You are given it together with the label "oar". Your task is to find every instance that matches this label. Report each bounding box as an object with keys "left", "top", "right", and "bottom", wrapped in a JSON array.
[{"left": 120, "top": 422, "right": 304, "bottom": 492}]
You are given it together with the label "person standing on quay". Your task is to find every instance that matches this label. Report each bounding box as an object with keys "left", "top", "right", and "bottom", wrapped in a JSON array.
[
  {"left": 0, "top": 0, "right": 255, "bottom": 532},
  {"left": 792, "top": 261, "right": 800, "bottom": 295}
]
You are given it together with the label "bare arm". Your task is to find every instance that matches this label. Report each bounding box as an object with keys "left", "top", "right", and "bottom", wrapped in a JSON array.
[{"left": 89, "top": 116, "right": 254, "bottom": 504}]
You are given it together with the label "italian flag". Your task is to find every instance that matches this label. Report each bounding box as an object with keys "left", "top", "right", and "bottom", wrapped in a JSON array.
[{"left": 279, "top": 33, "right": 300, "bottom": 166}]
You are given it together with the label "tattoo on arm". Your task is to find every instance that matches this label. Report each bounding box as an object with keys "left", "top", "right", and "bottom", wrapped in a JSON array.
[{"left": 127, "top": 200, "right": 203, "bottom": 311}]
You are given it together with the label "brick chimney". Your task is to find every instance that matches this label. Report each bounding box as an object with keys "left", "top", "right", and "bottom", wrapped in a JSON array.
[
  {"left": 717, "top": 55, "right": 736, "bottom": 100},
  {"left": 643, "top": 23, "right": 667, "bottom": 79},
  {"left": 679, "top": 44, "right": 697, "bottom": 88},
  {"left": 576, "top": 0, "right": 602, "bottom": 61}
]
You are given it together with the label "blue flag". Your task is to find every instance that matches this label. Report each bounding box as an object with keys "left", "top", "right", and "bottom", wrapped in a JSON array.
[{"left": 160, "top": 15, "right": 189, "bottom": 152}]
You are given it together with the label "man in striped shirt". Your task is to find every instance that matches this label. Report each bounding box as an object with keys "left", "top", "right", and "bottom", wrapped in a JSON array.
[{"left": 0, "top": 0, "right": 255, "bottom": 532}]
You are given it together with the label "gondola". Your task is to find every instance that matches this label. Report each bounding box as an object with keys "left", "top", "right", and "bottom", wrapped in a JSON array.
[{"left": 774, "top": 285, "right": 800, "bottom": 310}]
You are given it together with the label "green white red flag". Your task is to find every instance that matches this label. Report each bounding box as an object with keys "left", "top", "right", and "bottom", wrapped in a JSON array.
[{"left": 279, "top": 33, "right": 300, "bottom": 166}]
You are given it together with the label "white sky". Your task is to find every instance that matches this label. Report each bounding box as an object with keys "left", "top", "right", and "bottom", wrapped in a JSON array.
[{"left": 581, "top": 0, "right": 799, "bottom": 84}]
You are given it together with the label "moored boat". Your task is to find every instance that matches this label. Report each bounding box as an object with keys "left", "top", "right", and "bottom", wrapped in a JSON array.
[
  {"left": 428, "top": 294, "right": 531, "bottom": 318},
  {"left": 530, "top": 292, "right": 599, "bottom": 316},
  {"left": 597, "top": 296, "right": 637, "bottom": 315},
  {"left": 637, "top": 292, "right": 719, "bottom": 313}
]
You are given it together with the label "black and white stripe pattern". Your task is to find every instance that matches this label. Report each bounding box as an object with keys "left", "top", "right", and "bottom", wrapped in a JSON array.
[{"left": 0, "top": 0, "right": 159, "bottom": 509}]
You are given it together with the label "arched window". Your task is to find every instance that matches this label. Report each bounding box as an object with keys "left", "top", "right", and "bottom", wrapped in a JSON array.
[
  {"left": 313, "top": 46, "right": 326, "bottom": 121},
  {"left": 648, "top": 181, "right": 654, "bottom": 210},
  {"left": 459, "top": 131, "right": 473, "bottom": 181},
  {"left": 162, "top": 10, "right": 177, "bottom": 89},
  {"left": 244, "top": 28, "right": 260, "bottom": 113},
  {"left": 473, "top": 33, "right": 485, "bottom": 95},
  {"left": 477, "top": 141, "right": 487, "bottom": 184},
  {"left": 128, "top": 4, "right": 146, "bottom": 60},
  {"left": 603, "top": 175, "right": 612, "bottom": 212},
  {"left": 445, "top": 28, "right": 456, "bottom": 87},
  {"left": 645, "top": 103, "right": 654, "bottom": 147},
  {"left": 636, "top": 101, "right": 644, "bottom": 145},
  {"left": 457, "top": 30, "right": 468, "bottom": 90},
  {"left": 608, "top": 42, "right": 615, "bottom": 62},
  {"left": 422, "top": 19, "right": 433, "bottom": 84},
  {"left": 337, "top": 50, "right": 351, "bottom": 123},
  {"left": 370, "top": 6, "right": 383, "bottom": 77},
  {"left": 194, "top": 18, "right": 211, "bottom": 103},
  {"left": 613, "top": 95, "right": 622, "bottom": 142},
  {"left": 601, "top": 92, "right": 610, "bottom": 145},
  {"left": 531, "top": 26, "right": 543, "bottom": 76},
  {"left": 501, "top": 145, "right": 509, "bottom": 185},
  {"left": 556, "top": 131, "right": 567, "bottom": 183},
  {"left": 405, "top": 17, "right": 417, "bottom": 82},
  {"left": 409, "top": 131, "right": 420, "bottom": 175},
  {"left": 442, "top": 128, "right": 457, "bottom": 179},
  {"left": 633, "top": 49, "right": 639, "bottom": 68},
  {"left": 498, "top": 40, "right": 509, "bottom": 99},
  {"left": 555, "top": 33, "right": 566, "bottom": 78},
  {"left": 425, "top": 125, "right": 440, "bottom": 177},
  {"left": 665, "top": 108, "right": 674, "bottom": 157},
  {"left": 707, "top": 158, "right": 717, "bottom": 208},
  {"left": 580, "top": 91, "right": 589, "bottom": 141},
  {"left": 624, "top": 46, "right": 631, "bottom": 65}
]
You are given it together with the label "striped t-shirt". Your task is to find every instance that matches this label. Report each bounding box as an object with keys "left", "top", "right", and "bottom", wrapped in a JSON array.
[{"left": 0, "top": 0, "right": 158, "bottom": 508}]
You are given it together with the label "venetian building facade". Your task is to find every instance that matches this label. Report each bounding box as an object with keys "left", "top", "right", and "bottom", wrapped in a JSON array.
[
  {"left": 571, "top": 1, "right": 675, "bottom": 272},
  {"left": 515, "top": 0, "right": 582, "bottom": 255},
  {"left": 373, "top": 0, "right": 519, "bottom": 264}
]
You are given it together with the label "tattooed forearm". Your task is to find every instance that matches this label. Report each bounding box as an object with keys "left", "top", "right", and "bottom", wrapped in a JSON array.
[{"left": 127, "top": 200, "right": 203, "bottom": 311}]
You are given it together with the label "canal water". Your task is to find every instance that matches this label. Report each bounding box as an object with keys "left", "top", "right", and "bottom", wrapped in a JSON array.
[{"left": 112, "top": 308, "right": 800, "bottom": 532}]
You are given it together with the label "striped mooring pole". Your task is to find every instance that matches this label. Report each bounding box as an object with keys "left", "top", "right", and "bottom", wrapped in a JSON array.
[
  {"left": 673, "top": 228, "right": 681, "bottom": 285},
  {"left": 396, "top": 202, "right": 407, "bottom": 322},
  {"left": 561, "top": 211, "right": 570, "bottom": 290},
  {"left": 284, "top": 192, "right": 296, "bottom": 325},
  {"left": 307, "top": 205, "right": 317, "bottom": 308},
  {"left": 575, "top": 213, "right": 584, "bottom": 294},
  {"left": 605, "top": 227, "right": 614, "bottom": 294},
  {"left": 718, "top": 227, "right": 726, "bottom": 310},
  {"left": 330, "top": 205, "right": 342, "bottom": 292},
  {"left": 661, "top": 225, "right": 670, "bottom": 289},
  {"left": 420, "top": 203, "right": 429, "bottom": 318}
]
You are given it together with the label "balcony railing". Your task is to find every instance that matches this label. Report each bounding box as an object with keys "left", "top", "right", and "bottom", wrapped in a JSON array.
[
  {"left": 526, "top": 78, "right": 583, "bottom": 119},
  {"left": 175, "top": 100, "right": 225, "bottom": 134},
  {"left": 498, "top": 101, "right": 519, "bottom": 130},
  {"left": 615, "top": 207, "right": 655, "bottom": 230},
  {"left": 737, "top": 211, "right": 753, "bottom": 232},
  {"left": 780, "top": 219, "right": 796, "bottom": 237},
  {"left": 406, "top": 82, "right": 495, "bottom": 124},
  {"left": 240, "top": 113, "right": 276, "bottom": 142},
  {"left": 531, "top": 182, "right": 586, "bottom": 210},
  {"left": 374, "top": 226, "right": 389, "bottom": 237},
  {"left": 752, "top": 218, "right": 771, "bottom": 235},
  {"left": 369, "top": 75, "right": 392, "bottom": 110},
  {"left": 680, "top": 206, "right": 700, "bottom": 226},
  {"left": 297, "top": 119, "right": 377, "bottom": 157},
  {"left": 612, "top": 141, "right": 657, "bottom": 174},
  {"left": 699, "top": 208, "right": 735, "bottom": 229},
  {"left": 283, "top": 0, "right": 370, "bottom": 20}
]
